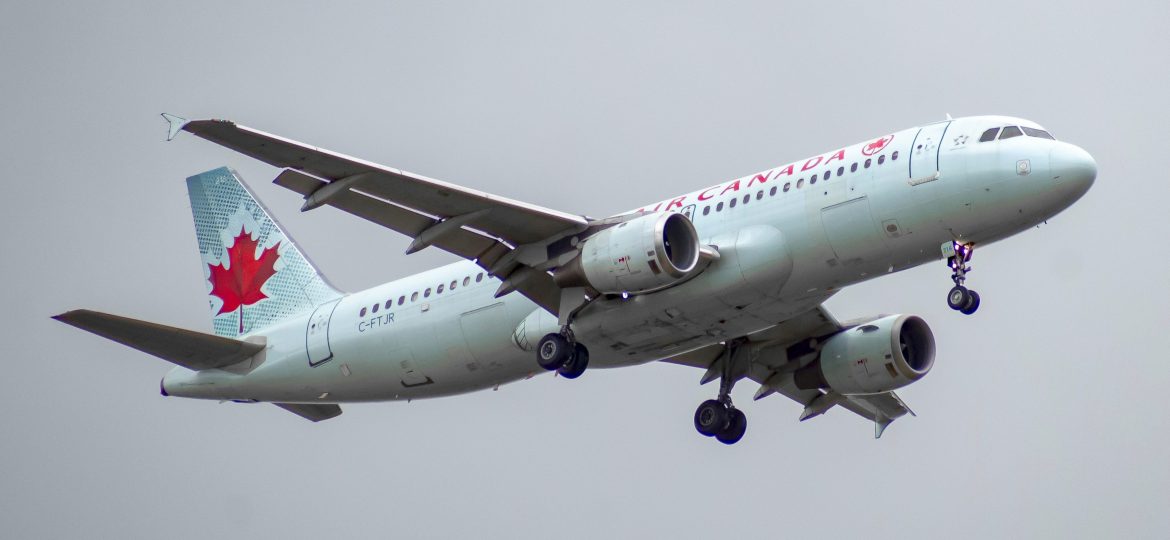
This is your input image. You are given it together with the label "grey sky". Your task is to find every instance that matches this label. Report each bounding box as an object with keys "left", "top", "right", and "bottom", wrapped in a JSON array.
[{"left": 3, "top": 1, "right": 1168, "bottom": 538}]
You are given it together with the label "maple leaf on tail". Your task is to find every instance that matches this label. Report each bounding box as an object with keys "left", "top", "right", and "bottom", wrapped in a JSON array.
[{"left": 208, "top": 227, "right": 281, "bottom": 333}]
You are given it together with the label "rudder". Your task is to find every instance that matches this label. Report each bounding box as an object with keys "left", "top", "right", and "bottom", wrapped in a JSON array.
[{"left": 187, "top": 167, "right": 341, "bottom": 337}]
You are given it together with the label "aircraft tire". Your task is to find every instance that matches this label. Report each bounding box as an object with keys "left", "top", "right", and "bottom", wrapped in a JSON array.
[
  {"left": 694, "top": 400, "right": 729, "bottom": 437},
  {"left": 716, "top": 408, "right": 747, "bottom": 445},
  {"left": 947, "top": 286, "right": 970, "bottom": 311},
  {"left": 558, "top": 344, "right": 589, "bottom": 379},
  {"left": 537, "top": 333, "right": 571, "bottom": 370},
  {"left": 960, "top": 290, "right": 981, "bottom": 315}
]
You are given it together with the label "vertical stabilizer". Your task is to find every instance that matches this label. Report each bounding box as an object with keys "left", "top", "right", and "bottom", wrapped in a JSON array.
[{"left": 187, "top": 167, "right": 341, "bottom": 337}]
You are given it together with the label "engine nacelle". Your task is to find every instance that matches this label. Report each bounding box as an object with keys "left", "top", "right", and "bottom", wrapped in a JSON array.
[
  {"left": 553, "top": 212, "right": 701, "bottom": 294},
  {"left": 793, "top": 315, "right": 935, "bottom": 395}
]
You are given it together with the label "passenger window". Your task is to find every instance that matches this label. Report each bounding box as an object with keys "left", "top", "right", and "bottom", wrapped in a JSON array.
[
  {"left": 463, "top": 277, "right": 470, "bottom": 287},
  {"left": 810, "top": 174, "right": 817, "bottom": 185},
  {"left": 1022, "top": 127, "right": 1055, "bottom": 140},
  {"left": 837, "top": 166, "right": 844, "bottom": 176},
  {"left": 411, "top": 292, "right": 419, "bottom": 302},
  {"left": 451, "top": 280, "right": 457, "bottom": 290},
  {"left": 716, "top": 202, "right": 724, "bottom": 211},
  {"left": 979, "top": 127, "right": 1000, "bottom": 142},
  {"left": 385, "top": 300, "right": 392, "bottom": 310},
  {"left": 850, "top": 163, "right": 858, "bottom": 172},
  {"left": 703, "top": 206, "right": 710, "bottom": 216},
  {"left": 864, "top": 158, "right": 872, "bottom": 168},
  {"left": 424, "top": 288, "right": 432, "bottom": 298},
  {"left": 360, "top": 307, "right": 367, "bottom": 317},
  {"left": 999, "top": 126, "right": 1023, "bottom": 140},
  {"left": 783, "top": 182, "right": 791, "bottom": 192},
  {"left": 742, "top": 194, "right": 750, "bottom": 204},
  {"left": 729, "top": 198, "right": 737, "bottom": 208},
  {"left": 797, "top": 179, "right": 805, "bottom": 188},
  {"left": 769, "top": 186, "right": 777, "bottom": 196},
  {"left": 878, "top": 155, "right": 886, "bottom": 165},
  {"left": 372, "top": 303, "right": 379, "bottom": 313},
  {"left": 756, "top": 190, "right": 764, "bottom": 200},
  {"left": 398, "top": 296, "right": 405, "bottom": 306},
  {"left": 891, "top": 151, "right": 899, "bottom": 160},
  {"left": 476, "top": 273, "right": 483, "bottom": 282},
  {"left": 823, "top": 170, "right": 831, "bottom": 180}
]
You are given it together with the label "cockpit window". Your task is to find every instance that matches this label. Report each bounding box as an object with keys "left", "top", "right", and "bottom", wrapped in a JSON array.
[
  {"left": 979, "top": 127, "right": 1000, "bottom": 142},
  {"left": 999, "top": 126, "right": 1023, "bottom": 140},
  {"left": 1022, "top": 126, "right": 1055, "bottom": 140}
]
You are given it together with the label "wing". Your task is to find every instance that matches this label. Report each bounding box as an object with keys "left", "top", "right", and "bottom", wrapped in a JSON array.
[
  {"left": 166, "top": 115, "right": 590, "bottom": 314},
  {"left": 662, "top": 305, "right": 915, "bottom": 438}
]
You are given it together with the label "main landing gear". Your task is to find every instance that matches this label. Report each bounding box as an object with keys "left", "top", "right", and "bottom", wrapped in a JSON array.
[
  {"left": 944, "top": 241, "right": 980, "bottom": 315},
  {"left": 536, "top": 329, "right": 589, "bottom": 379},
  {"left": 693, "top": 341, "right": 748, "bottom": 445}
]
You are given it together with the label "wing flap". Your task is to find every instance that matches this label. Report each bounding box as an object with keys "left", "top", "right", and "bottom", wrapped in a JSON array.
[
  {"left": 53, "top": 309, "right": 263, "bottom": 371},
  {"left": 274, "top": 169, "right": 498, "bottom": 259}
]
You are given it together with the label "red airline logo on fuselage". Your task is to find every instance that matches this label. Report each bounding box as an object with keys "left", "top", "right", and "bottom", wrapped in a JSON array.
[{"left": 861, "top": 135, "right": 893, "bottom": 156}]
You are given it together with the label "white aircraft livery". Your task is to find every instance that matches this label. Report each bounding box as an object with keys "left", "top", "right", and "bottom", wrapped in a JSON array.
[{"left": 55, "top": 114, "right": 1096, "bottom": 443}]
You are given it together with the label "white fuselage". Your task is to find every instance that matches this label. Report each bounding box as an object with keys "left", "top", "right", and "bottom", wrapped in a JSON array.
[{"left": 162, "top": 115, "right": 1096, "bottom": 404}]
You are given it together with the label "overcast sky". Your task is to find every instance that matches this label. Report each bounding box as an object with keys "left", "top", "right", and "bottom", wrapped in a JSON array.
[{"left": 3, "top": 2, "right": 1168, "bottom": 538}]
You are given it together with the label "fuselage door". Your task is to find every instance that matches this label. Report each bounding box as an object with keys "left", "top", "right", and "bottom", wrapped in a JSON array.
[
  {"left": 306, "top": 298, "right": 341, "bottom": 366},
  {"left": 909, "top": 121, "right": 952, "bottom": 183},
  {"left": 459, "top": 302, "right": 513, "bottom": 371},
  {"left": 820, "top": 196, "right": 888, "bottom": 267}
]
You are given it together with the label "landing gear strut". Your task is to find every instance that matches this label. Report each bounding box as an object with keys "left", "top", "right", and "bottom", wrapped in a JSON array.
[
  {"left": 693, "top": 341, "right": 748, "bottom": 445},
  {"left": 944, "top": 241, "right": 980, "bottom": 315},
  {"left": 536, "top": 327, "right": 590, "bottom": 379}
]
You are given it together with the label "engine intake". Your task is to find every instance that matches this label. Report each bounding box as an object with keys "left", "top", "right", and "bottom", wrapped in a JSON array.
[
  {"left": 793, "top": 315, "right": 935, "bottom": 395},
  {"left": 553, "top": 212, "right": 701, "bottom": 294}
]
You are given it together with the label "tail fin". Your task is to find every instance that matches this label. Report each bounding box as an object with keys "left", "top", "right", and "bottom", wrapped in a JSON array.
[{"left": 187, "top": 167, "right": 341, "bottom": 337}]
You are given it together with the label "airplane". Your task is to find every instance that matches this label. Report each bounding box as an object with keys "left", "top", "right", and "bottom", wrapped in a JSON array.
[{"left": 54, "top": 114, "right": 1096, "bottom": 443}]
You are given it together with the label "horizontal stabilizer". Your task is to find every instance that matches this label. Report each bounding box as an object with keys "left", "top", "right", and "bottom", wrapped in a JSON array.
[
  {"left": 274, "top": 403, "right": 343, "bottom": 422},
  {"left": 53, "top": 309, "right": 263, "bottom": 371}
]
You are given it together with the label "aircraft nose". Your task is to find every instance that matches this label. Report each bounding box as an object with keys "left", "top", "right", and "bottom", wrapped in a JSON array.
[{"left": 1049, "top": 143, "right": 1097, "bottom": 200}]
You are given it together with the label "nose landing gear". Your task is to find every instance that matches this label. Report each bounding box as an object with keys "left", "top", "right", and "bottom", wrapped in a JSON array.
[
  {"left": 944, "top": 241, "right": 980, "bottom": 315},
  {"left": 693, "top": 341, "right": 749, "bottom": 444},
  {"left": 536, "top": 328, "right": 590, "bottom": 379}
]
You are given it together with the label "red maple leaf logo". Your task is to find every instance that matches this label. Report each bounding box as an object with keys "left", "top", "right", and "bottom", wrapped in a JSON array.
[{"left": 208, "top": 227, "right": 280, "bottom": 333}]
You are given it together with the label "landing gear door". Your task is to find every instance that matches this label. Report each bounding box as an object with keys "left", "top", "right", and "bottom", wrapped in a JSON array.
[
  {"left": 909, "top": 121, "right": 951, "bottom": 183},
  {"left": 306, "top": 298, "right": 341, "bottom": 367}
]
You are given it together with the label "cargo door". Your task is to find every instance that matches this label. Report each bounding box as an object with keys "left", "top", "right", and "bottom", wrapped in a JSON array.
[
  {"left": 820, "top": 197, "right": 888, "bottom": 267},
  {"left": 459, "top": 302, "right": 513, "bottom": 371}
]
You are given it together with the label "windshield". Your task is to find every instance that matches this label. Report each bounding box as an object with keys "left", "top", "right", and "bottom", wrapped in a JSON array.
[{"left": 1022, "top": 126, "right": 1055, "bottom": 140}]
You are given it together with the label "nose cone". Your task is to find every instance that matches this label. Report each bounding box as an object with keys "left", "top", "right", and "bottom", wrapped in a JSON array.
[{"left": 1049, "top": 143, "right": 1097, "bottom": 202}]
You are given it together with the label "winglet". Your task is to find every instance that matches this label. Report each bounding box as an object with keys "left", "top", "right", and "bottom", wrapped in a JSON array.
[
  {"left": 161, "top": 113, "right": 189, "bottom": 141},
  {"left": 875, "top": 417, "right": 893, "bottom": 439}
]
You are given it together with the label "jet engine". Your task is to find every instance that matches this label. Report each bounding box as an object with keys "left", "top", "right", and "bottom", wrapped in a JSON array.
[
  {"left": 553, "top": 212, "right": 702, "bottom": 294},
  {"left": 793, "top": 315, "right": 935, "bottom": 395}
]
